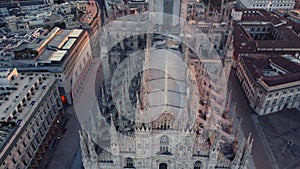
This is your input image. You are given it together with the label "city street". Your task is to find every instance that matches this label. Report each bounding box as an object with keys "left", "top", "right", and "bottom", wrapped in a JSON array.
[
  {"left": 228, "top": 69, "right": 273, "bottom": 169},
  {"left": 258, "top": 108, "right": 300, "bottom": 169},
  {"left": 38, "top": 106, "right": 81, "bottom": 169}
]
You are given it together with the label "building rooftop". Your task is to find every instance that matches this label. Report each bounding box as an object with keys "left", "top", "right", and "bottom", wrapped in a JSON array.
[
  {"left": 19, "top": 0, "right": 45, "bottom": 7},
  {"left": 241, "top": 54, "right": 300, "bottom": 88},
  {"left": 233, "top": 22, "right": 300, "bottom": 54},
  {"left": 80, "top": 1, "right": 98, "bottom": 25},
  {"left": 0, "top": 69, "right": 57, "bottom": 152},
  {"left": 38, "top": 29, "right": 83, "bottom": 62}
]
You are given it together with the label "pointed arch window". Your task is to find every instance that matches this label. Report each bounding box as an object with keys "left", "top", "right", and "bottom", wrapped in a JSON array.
[
  {"left": 159, "top": 163, "right": 168, "bottom": 169},
  {"left": 194, "top": 161, "right": 203, "bottom": 169},
  {"left": 160, "top": 135, "right": 169, "bottom": 153},
  {"left": 125, "top": 157, "right": 135, "bottom": 168}
]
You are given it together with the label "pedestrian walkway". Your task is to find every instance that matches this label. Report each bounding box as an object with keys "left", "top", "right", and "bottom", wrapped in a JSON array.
[
  {"left": 252, "top": 115, "right": 279, "bottom": 169},
  {"left": 38, "top": 57, "right": 102, "bottom": 169},
  {"left": 256, "top": 109, "right": 300, "bottom": 169},
  {"left": 38, "top": 106, "right": 81, "bottom": 169},
  {"left": 228, "top": 69, "right": 272, "bottom": 169}
]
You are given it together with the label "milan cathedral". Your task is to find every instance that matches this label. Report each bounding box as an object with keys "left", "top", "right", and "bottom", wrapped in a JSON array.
[{"left": 79, "top": 1, "right": 252, "bottom": 168}]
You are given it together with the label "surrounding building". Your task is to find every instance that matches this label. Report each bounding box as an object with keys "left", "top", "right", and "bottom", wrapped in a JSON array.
[
  {"left": 148, "top": 0, "right": 188, "bottom": 26},
  {"left": 0, "top": 1, "right": 49, "bottom": 18},
  {"left": 274, "top": 9, "right": 300, "bottom": 36},
  {"left": 0, "top": 27, "right": 93, "bottom": 104},
  {"left": 78, "top": 1, "right": 101, "bottom": 35},
  {"left": 0, "top": 68, "right": 63, "bottom": 169},
  {"left": 232, "top": 8, "right": 300, "bottom": 66},
  {"left": 236, "top": 54, "right": 300, "bottom": 115},
  {"left": 0, "top": 0, "right": 100, "bottom": 35},
  {"left": 238, "top": 0, "right": 295, "bottom": 11}
]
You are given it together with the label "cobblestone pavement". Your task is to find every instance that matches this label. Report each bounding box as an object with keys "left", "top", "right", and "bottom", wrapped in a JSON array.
[{"left": 258, "top": 109, "right": 300, "bottom": 169}]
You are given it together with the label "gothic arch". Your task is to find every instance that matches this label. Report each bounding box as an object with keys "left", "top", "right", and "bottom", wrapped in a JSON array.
[
  {"left": 159, "top": 163, "right": 168, "bottom": 169},
  {"left": 194, "top": 161, "right": 203, "bottom": 169},
  {"left": 160, "top": 135, "right": 169, "bottom": 153},
  {"left": 153, "top": 112, "right": 175, "bottom": 130},
  {"left": 125, "top": 157, "right": 134, "bottom": 168}
]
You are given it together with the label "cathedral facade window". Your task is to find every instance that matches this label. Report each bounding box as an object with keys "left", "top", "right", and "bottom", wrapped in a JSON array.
[
  {"left": 125, "top": 157, "right": 135, "bottom": 168},
  {"left": 194, "top": 161, "right": 203, "bottom": 169},
  {"left": 159, "top": 163, "right": 168, "bottom": 169},
  {"left": 160, "top": 135, "right": 169, "bottom": 153},
  {"left": 153, "top": 112, "right": 175, "bottom": 130}
]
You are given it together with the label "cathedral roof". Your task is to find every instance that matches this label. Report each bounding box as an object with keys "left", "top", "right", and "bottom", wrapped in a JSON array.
[{"left": 145, "top": 48, "right": 188, "bottom": 119}]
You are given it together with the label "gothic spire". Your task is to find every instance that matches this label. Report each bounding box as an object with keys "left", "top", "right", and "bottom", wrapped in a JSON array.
[
  {"left": 231, "top": 137, "right": 245, "bottom": 169},
  {"left": 110, "top": 114, "right": 116, "bottom": 132},
  {"left": 241, "top": 138, "right": 254, "bottom": 168},
  {"left": 101, "top": 85, "right": 106, "bottom": 107},
  {"left": 87, "top": 132, "right": 98, "bottom": 163}
]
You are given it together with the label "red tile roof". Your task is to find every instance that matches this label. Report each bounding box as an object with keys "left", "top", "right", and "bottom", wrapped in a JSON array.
[{"left": 241, "top": 54, "right": 300, "bottom": 87}]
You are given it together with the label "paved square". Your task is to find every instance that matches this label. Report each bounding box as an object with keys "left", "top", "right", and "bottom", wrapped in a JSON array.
[{"left": 258, "top": 109, "right": 300, "bottom": 169}]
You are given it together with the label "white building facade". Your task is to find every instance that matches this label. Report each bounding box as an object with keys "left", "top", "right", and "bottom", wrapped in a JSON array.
[
  {"left": 239, "top": 0, "right": 295, "bottom": 11},
  {"left": 0, "top": 69, "right": 63, "bottom": 169},
  {"left": 236, "top": 55, "right": 300, "bottom": 115}
]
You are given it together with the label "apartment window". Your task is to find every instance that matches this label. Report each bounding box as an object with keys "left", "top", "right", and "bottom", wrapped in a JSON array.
[
  {"left": 22, "top": 159, "right": 27, "bottom": 166},
  {"left": 36, "top": 137, "right": 40, "bottom": 144},
  {"left": 280, "top": 97, "right": 285, "bottom": 103},
  {"left": 27, "top": 152, "right": 32, "bottom": 158},
  {"left": 265, "top": 100, "right": 270, "bottom": 106},
  {"left": 12, "top": 158, "right": 16, "bottom": 164},
  {"left": 47, "top": 118, "right": 50, "bottom": 125},
  {"left": 27, "top": 134, "right": 31, "bottom": 140},
  {"left": 43, "top": 124, "right": 47, "bottom": 131},
  {"left": 283, "top": 91, "right": 287, "bottom": 94},
  {"left": 17, "top": 149, "right": 21, "bottom": 155},
  {"left": 40, "top": 130, "right": 44, "bottom": 138},
  {"left": 31, "top": 144, "right": 36, "bottom": 151},
  {"left": 50, "top": 112, "right": 53, "bottom": 120},
  {"left": 287, "top": 96, "right": 292, "bottom": 101},
  {"left": 273, "top": 99, "right": 277, "bottom": 105},
  {"left": 23, "top": 142, "right": 26, "bottom": 147},
  {"left": 268, "top": 94, "right": 272, "bottom": 98}
]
